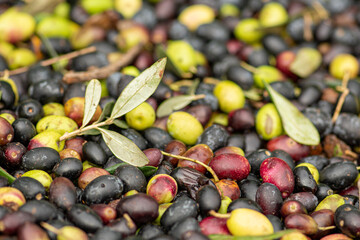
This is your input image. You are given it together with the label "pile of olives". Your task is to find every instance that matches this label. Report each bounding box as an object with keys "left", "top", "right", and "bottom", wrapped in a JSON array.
[{"left": 0, "top": 0, "right": 359, "bottom": 239}]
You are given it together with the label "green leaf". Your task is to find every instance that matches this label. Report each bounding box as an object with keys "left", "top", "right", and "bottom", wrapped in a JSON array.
[
  {"left": 187, "top": 79, "right": 200, "bottom": 95},
  {"left": 105, "top": 162, "right": 128, "bottom": 174},
  {"left": 81, "top": 128, "right": 101, "bottom": 136},
  {"left": 264, "top": 81, "right": 320, "bottom": 145},
  {"left": 0, "top": 166, "right": 15, "bottom": 184},
  {"left": 155, "top": 45, "right": 185, "bottom": 78},
  {"left": 156, "top": 95, "right": 199, "bottom": 118},
  {"left": 110, "top": 58, "right": 167, "bottom": 120},
  {"left": 289, "top": 47, "right": 322, "bottom": 78},
  {"left": 112, "top": 119, "right": 129, "bottom": 129},
  {"left": 138, "top": 166, "right": 157, "bottom": 177},
  {"left": 209, "top": 229, "right": 297, "bottom": 240},
  {"left": 82, "top": 79, "right": 102, "bottom": 128},
  {"left": 98, "top": 128, "right": 149, "bottom": 167},
  {"left": 97, "top": 101, "right": 115, "bottom": 123}
]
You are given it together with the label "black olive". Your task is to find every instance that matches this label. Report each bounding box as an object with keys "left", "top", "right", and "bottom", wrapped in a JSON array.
[
  {"left": 21, "top": 147, "right": 60, "bottom": 172},
  {"left": 266, "top": 215, "right": 284, "bottom": 232},
  {"left": 169, "top": 217, "right": 200, "bottom": 239},
  {"left": 16, "top": 99, "right": 44, "bottom": 124},
  {"left": 303, "top": 107, "right": 333, "bottom": 137},
  {"left": 19, "top": 200, "right": 58, "bottom": 222},
  {"left": 53, "top": 157, "right": 83, "bottom": 181},
  {"left": 71, "top": 52, "right": 108, "bottom": 71},
  {"left": 293, "top": 166, "right": 318, "bottom": 193},
  {"left": 67, "top": 204, "right": 103, "bottom": 233},
  {"left": 26, "top": 65, "right": 52, "bottom": 85},
  {"left": 262, "top": 34, "right": 289, "bottom": 56},
  {"left": 315, "top": 183, "right": 334, "bottom": 202},
  {"left": 226, "top": 65, "right": 254, "bottom": 91},
  {"left": 11, "top": 177, "right": 46, "bottom": 200},
  {"left": 238, "top": 179, "right": 259, "bottom": 202},
  {"left": 113, "top": 164, "right": 147, "bottom": 193},
  {"left": 197, "top": 124, "right": 229, "bottom": 151},
  {"left": 319, "top": 161, "right": 358, "bottom": 191},
  {"left": 28, "top": 79, "right": 64, "bottom": 104},
  {"left": 246, "top": 149, "right": 272, "bottom": 175},
  {"left": 227, "top": 198, "right": 262, "bottom": 213},
  {"left": 143, "top": 127, "right": 173, "bottom": 150},
  {"left": 256, "top": 183, "right": 283, "bottom": 216},
  {"left": 62, "top": 82, "right": 87, "bottom": 104},
  {"left": 334, "top": 204, "right": 360, "bottom": 238},
  {"left": 91, "top": 227, "right": 123, "bottom": 240},
  {"left": 138, "top": 224, "right": 165, "bottom": 240},
  {"left": 82, "top": 141, "right": 107, "bottom": 166},
  {"left": 297, "top": 155, "right": 329, "bottom": 171},
  {"left": 119, "top": 128, "right": 148, "bottom": 150},
  {"left": 0, "top": 81, "right": 15, "bottom": 109},
  {"left": 196, "top": 21, "right": 230, "bottom": 42},
  {"left": 196, "top": 185, "right": 221, "bottom": 216},
  {"left": 286, "top": 192, "right": 319, "bottom": 213}
]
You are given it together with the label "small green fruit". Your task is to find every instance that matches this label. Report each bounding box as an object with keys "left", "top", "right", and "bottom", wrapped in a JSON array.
[
  {"left": 213, "top": 80, "right": 245, "bottom": 113},
  {"left": 43, "top": 102, "right": 65, "bottom": 116},
  {"left": 36, "top": 115, "right": 78, "bottom": 135},
  {"left": 227, "top": 208, "right": 274, "bottom": 236},
  {"left": 329, "top": 53, "right": 359, "bottom": 79},
  {"left": 253, "top": 65, "right": 283, "bottom": 88},
  {"left": 234, "top": 18, "right": 263, "bottom": 44},
  {"left": 259, "top": 2, "right": 288, "bottom": 28},
  {"left": 58, "top": 226, "right": 88, "bottom": 240},
  {"left": 81, "top": 0, "right": 113, "bottom": 15},
  {"left": 178, "top": 4, "right": 215, "bottom": 31},
  {"left": 7, "top": 48, "right": 36, "bottom": 70},
  {"left": 256, "top": 103, "right": 283, "bottom": 140},
  {"left": 36, "top": 16, "right": 79, "bottom": 39},
  {"left": 167, "top": 111, "right": 203, "bottom": 145},
  {"left": 22, "top": 170, "right": 53, "bottom": 191},
  {"left": 27, "top": 130, "right": 65, "bottom": 152},
  {"left": 114, "top": 0, "right": 142, "bottom": 19},
  {"left": 125, "top": 102, "right": 156, "bottom": 131},
  {"left": 166, "top": 40, "right": 197, "bottom": 73},
  {"left": 121, "top": 66, "right": 140, "bottom": 77},
  {"left": 314, "top": 194, "right": 345, "bottom": 212}
]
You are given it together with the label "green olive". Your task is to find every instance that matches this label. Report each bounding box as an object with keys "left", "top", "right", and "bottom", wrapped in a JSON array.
[
  {"left": 213, "top": 80, "right": 245, "bottom": 113},
  {"left": 259, "top": 2, "right": 288, "bottom": 28},
  {"left": 329, "top": 53, "right": 359, "bottom": 79},
  {"left": 36, "top": 16, "right": 79, "bottom": 39},
  {"left": 178, "top": 4, "right": 215, "bottom": 31},
  {"left": 36, "top": 115, "right": 78, "bottom": 135},
  {"left": 255, "top": 103, "right": 283, "bottom": 140},
  {"left": 80, "top": 0, "right": 113, "bottom": 15},
  {"left": 166, "top": 40, "right": 197, "bottom": 73},
  {"left": 22, "top": 170, "right": 53, "bottom": 191},
  {"left": 234, "top": 18, "right": 263, "bottom": 44},
  {"left": 7, "top": 48, "right": 36, "bottom": 70},
  {"left": 125, "top": 102, "right": 156, "bottom": 131},
  {"left": 253, "top": 65, "right": 283, "bottom": 88}
]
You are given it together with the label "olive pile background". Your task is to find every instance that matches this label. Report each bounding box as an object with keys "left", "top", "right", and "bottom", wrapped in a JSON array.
[{"left": 0, "top": 0, "right": 359, "bottom": 239}]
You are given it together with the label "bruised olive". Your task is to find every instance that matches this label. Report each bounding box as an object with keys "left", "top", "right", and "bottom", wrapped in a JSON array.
[
  {"left": 196, "top": 185, "right": 221, "bottom": 216},
  {"left": 114, "top": 164, "right": 147, "bottom": 193},
  {"left": 320, "top": 162, "right": 358, "bottom": 191},
  {"left": 11, "top": 177, "right": 45, "bottom": 200},
  {"left": 19, "top": 200, "right": 58, "bottom": 222},
  {"left": 334, "top": 204, "right": 360, "bottom": 238},
  {"left": 53, "top": 157, "right": 83, "bottom": 181},
  {"left": 82, "top": 175, "right": 124, "bottom": 205},
  {"left": 255, "top": 183, "right": 283, "bottom": 216},
  {"left": 67, "top": 204, "right": 103, "bottom": 233},
  {"left": 161, "top": 195, "right": 198, "bottom": 230},
  {"left": 1, "top": 142, "right": 26, "bottom": 169},
  {"left": 49, "top": 177, "right": 77, "bottom": 211},
  {"left": 116, "top": 193, "right": 159, "bottom": 225},
  {"left": 21, "top": 147, "right": 60, "bottom": 172}
]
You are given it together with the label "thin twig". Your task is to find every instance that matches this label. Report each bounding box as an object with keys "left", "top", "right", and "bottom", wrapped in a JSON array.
[
  {"left": 303, "top": 12, "right": 313, "bottom": 42},
  {"left": 208, "top": 210, "right": 231, "bottom": 218},
  {"left": 62, "top": 44, "right": 144, "bottom": 84},
  {"left": 332, "top": 71, "right": 350, "bottom": 123},
  {"left": 0, "top": 46, "right": 97, "bottom": 77},
  {"left": 160, "top": 151, "right": 219, "bottom": 182},
  {"left": 239, "top": 61, "right": 258, "bottom": 73}
]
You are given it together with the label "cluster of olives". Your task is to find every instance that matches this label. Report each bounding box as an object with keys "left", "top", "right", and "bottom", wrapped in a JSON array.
[{"left": 0, "top": 0, "right": 359, "bottom": 239}]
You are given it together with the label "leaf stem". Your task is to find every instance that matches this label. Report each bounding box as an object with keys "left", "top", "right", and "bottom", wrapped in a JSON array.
[
  {"left": 60, "top": 120, "right": 110, "bottom": 141},
  {"left": 0, "top": 166, "right": 15, "bottom": 184},
  {"left": 160, "top": 151, "right": 219, "bottom": 182},
  {"left": 318, "top": 226, "right": 336, "bottom": 231},
  {"left": 208, "top": 210, "right": 231, "bottom": 219},
  {"left": 40, "top": 222, "right": 60, "bottom": 235},
  {"left": 332, "top": 71, "right": 350, "bottom": 123},
  {"left": 239, "top": 61, "right": 258, "bottom": 73}
]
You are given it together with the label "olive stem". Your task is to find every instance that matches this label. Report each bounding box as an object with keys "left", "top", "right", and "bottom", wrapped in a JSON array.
[
  {"left": 123, "top": 213, "right": 136, "bottom": 229},
  {"left": 0, "top": 166, "right": 15, "bottom": 184},
  {"left": 40, "top": 222, "right": 61, "bottom": 235},
  {"left": 239, "top": 61, "right": 258, "bottom": 74},
  {"left": 62, "top": 43, "right": 144, "bottom": 84},
  {"left": 318, "top": 226, "right": 336, "bottom": 231},
  {"left": 303, "top": 12, "right": 313, "bottom": 42},
  {"left": 59, "top": 120, "right": 111, "bottom": 141},
  {"left": 208, "top": 210, "right": 231, "bottom": 219},
  {"left": 0, "top": 46, "right": 97, "bottom": 77},
  {"left": 191, "top": 94, "right": 206, "bottom": 100},
  {"left": 331, "top": 71, "right": 350, "bottom": 123},
  {"left": 160, "top": 151, "right": 219, "bottom": 182}
]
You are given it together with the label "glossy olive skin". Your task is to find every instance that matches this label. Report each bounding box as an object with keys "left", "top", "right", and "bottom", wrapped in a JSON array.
[
  {"left": 294, "top": 166, "right": 318, "bottom": 193},
  {"left": 297, "top": 155, "right": 329, "bottom": 171},
  {"left": 91, "top": 227, "right": 123, "bottom": 240},
  {"left": 319, "top": 162, "right": 358, "bottom": 191},
  {"left": 160, "top": 195, "right": 198, "bottom": 230},
  {"left": 334, "top": 204, "right": 360, "bottom": 238},
  {"left": 138, "top": 224, "right": 165, "bottom": 240},
  {"left": 143, "top": 127, "right": 173, "bottom": 150},
  {"left": 169, "top": 217, "right": 200, "bottom": 239},
  {"left": 82, "top": 141, "right": 107, "bottom": 166},
  {"left": 116, "top": 193, "right": 159, "bottom": 225},
  {"left": 246, "top": 149, "right": 272, "bottom": 175},
  {"left": 2, "top": 142, "right": 26, "bottom": 169},
  {"left": 16, "top": 99, "right": 44, "bottom": 124},
  {"left": 284, "top": 213, "right": 318, "bottom": 235},
  {"left": 266, "top": 135, "right": 310, "bottom": 162},
  {"left": 196, "top": 185, "right": 221, "bottom": 216},
  {"left": 82, "top": 175, "right": 124, "bottom": 205},
  {"left": 197, "top": 124, "right": 229, "bottom": 151},
  {"left": 12, "top": 118, "right": 37, "bottom": 146},
  {"left": 163, "top": 140, "right": 187, "bottom": 166},
  {"left": 21, "top": 147, "right": 60, "bottom": 172},
  {"left": 67, "top": 204, "right": 103, "bottom": 233},
  {"left": 311, "top": 209, "right": 335, "bottom": 239},
  {"left": 113, "top": 164, "right": 147, "bottom": 193},
  {"left": 90, "top": 204, "right": 117, "bottom": 225},
  {"left": 0, "top": 117, "right": 14, "bottom": 146},
  {"left": 255, "top": 183, "right": 283, "bottom": 216},
  {"left": 286, "top": 192, "right": 319, "bottom": 212},
  {"left": 19, "top": 200, "right": 58, "bottom": 222},
  {"left": 227, "top": 198, "right": 262, "bottom": 213},
  {"left": 78, "top": 167, "right": 110, "bottom": 190},
  {"left": 49, "top": 177, "right": 77, "bottom": 211},
  {"left": 178, "top": 144, "right": 213, "bottom": 174},
  {"left": 280, "top": 200, "right": 307, "bottom": 218},
  {"left": 11, "top": 177, "right": 45, "bottom": 200},
  {"left": 239, "top": 179, "right": 260, "bottom": 202},
  {"left": 53, "top": 157, "right": 83, "bottom": 181},
  {"left": 107, "top": 215, "right": 137, "bottom": 238},
  {"left": 210, "top": 153, "right": 251, "bottom": 181},
  {"left": 316, "top": 183, "right": 334, "bottom": 202}
]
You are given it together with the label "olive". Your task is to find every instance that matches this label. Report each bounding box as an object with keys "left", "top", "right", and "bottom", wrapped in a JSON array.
[
  {"left": 72, "top": 52, "right": 108, "bottom": 71},
  {"left": 164, "top": 140, "right": 187, "bottom": 166},
  {"left": 82, "top": 141, "right": 107, "bottom": 166},
  {"left": 125, "top": 102, "right": 156, "bottom": 131},
  {"left": 21, "top": 147, "right": 60, "bottom": 172},
  {"left": 143, "top": 127, "right": 174, "bottom": 150},
  {"left": 246, "top": 149, "right": 272, "bottom": 175},
  {"left": 316, "top": 183, "right": 334, "bottom": 202},
  {"left": 28, "top": 79, "right": 64, "bottom": 104},
  {"left": 334, "top": 204, "right": 360, "bottom": 238},
  {"left": 286, "top": 192, "right": 319, "bottom": 212},
  {"left": 17, "top": 222, "right": 49, "bottom": 240},
  {"left": 1, "top": 142, "right": 26, "bottom": 169},
  {"left": 0, "top": 211, "right": 36, "bottom": 235},
  {"left": 178, "top": 144, "right": 213, "bottom": 174},
  {"left": 107, "top": 215, "right": 137, "bottom": 238},
  {"left": 227, "top": 198, "right": 262, "bottom": 213},
  {"left": 169, "top": 217, "right": 200, "bottom": 239},
  {"left": 284, "top": 213, "right": 318, "bottom": 235},
  {"left": 239, "top": 179, "right": 260, "bottom": 202},
  {"left": 113, "top": 164, "right": 147, "bottom": 193},
  {"left": 280, "top": 200, "right": 307, "bottom": 218},
  {"left": 11, "top": 177, "right": 45, "bottom": 200},
  {"left": 270, "top": 149, "right": 295, "bottom": 170},
  {"left": 333, "top": 113, "right": 360, "bottom": 146},
  {"left": 49, "top": 177, "right": 77, "bottom": 211},
  {"left": 319, "top": 162, "right": 358, "bottom": 191},
  {"left": 90, "top": 204, "right": 117, "bottom": 225},
  {"left": 226, "top": 65, "right": 254, "bottom": 91},
  {"left": 119, "top": 128, "right": 148, "bottom": 150},
  {"left": 91, "top": 227, "right": 123, "bottom": 240},
  {"left": 16, "top": 99, "right": 44, "bottom": 125},
  {"left": 255, "top": 183, "right": 283, "bottom": 216},
  {"left": 19, "top": 200, "right": 58, "bottom": 222},
  {"left": 53, "top": 157, "right": 83, "bottom": 181},
  {"left": 293, "top": 166, "right": 318, "bottom": 193},
  {"left": 197, "top": 124, "right": 229, "bottom": 151},
  {"left": 67, "top": 204, "right": 103, "bottom": 233},
  {"left": 82, "top": 175, "right": 124, "bottom": 205},
  {"left": 262, "top": 34, "right": 289, "bottom": 56},
  {"left": 297, "top": 155, "right": 329, "bottom": 171},
  {"left": 196, "top": 185, "right": 221, "bottom": 216},
  {"left": 0, "top": 81, "right": 15, "bottom": 109}
]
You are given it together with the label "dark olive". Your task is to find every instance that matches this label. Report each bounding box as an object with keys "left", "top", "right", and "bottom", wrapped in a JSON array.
[
  {"left": 255, "top": 183, "right": 283, "bottom": 216},
  {"left": 226, "top": 65, "right": 254, "bottom": 91},
  {"left": 196, "top": 185, "right": 221, "bottom": 216},
  {"left": 40, "top": 37, "right": 72, "bottom": 56},
  {"left": 143, "top": 148, "right": 163, "bottom": 167},
  {"left": 21, "top": 147, "right": 60, "bottom": 172},
  {"left": 82, "top": 141, "right": 107, "bottom": 166},
  {"left": 284, "top": 213, "right": 318, "bottom": 235},
  {"left": 62, "top": 82, "right": 86, "bottom": 104},
  {"left": 67, "top": 204, "right": 103, "bottom": 233},
  {"left": 270, "top": 149, "right": 295, "bottom": 170},
  {"left": 138, "top": 224, "right": 165, "bottom": 240},
  {"left": 319, "top": 162, "right": 358, "bottom": 191},
  {"left": 197, "top": 124, "right": 229, "bottom": 151},
  {"left": 71, "top": 52, "right": 108, "bottom": 71},
  {"left": 316, "top": 183, "right": 334, "bottom": 202},
  {"left": 19, "top": 200, "right": 58, "bottom": 222},
  {"left": 228, "top": 108, "right": 255, "bottom": 132},
  {"left": 262, "top": 34, "right": 289, "bottom": 56},
  {"left": 294, "top": 166, "right": 318, "bottom": 193},
  {"left": 298, "top": 86, "right": 322, "bottom": 106},
  {"left": 163, "top": 140, "right": 187, "bottom": 167},
  {"left": 266, "top": 215, "right": 284, "bottom": 232},
  {"left": 116, "top": 193, "right": 159, "bottom": 225},
  {"left": 44, "top": 219, "right": 73, "bottom": 240},
  {"left": 227, "top": 198, "right": 262, "bottom": 213},
  {"left": 17, "top": 222, "right": 49, "bottom": 240},
  {"left": 49, "top": 177, "right": 77, "bottom": 211},
  {"left": 82, "top": 175, "right": 124, "bottom": 205},
  {"left": 97, "top": 136, "right": 114, "bottom": 159},
  {"left": 143, "top": 127, "right": 173, "bottom": 150},
  {"left": 1, "top": 142, "right": 26, "bottom": 169},
  {"left": 335, "top": 204, "right": 360, "bottom": 238},
  {"left": 0, "top": 117, "right": 14, "bottom": 146},
  {"left": 107, "top": 215, "right": 137, "bottom": 238},
  {"left": 169, "top": 217, "right": 200, "bottom": 239},
  {"left": 0, "top": 55, "right": 8, "bottom": 71},
  {"left": 286, "top": 192, "right": 319, "bottom": 212},
  {"left": 333, "top": 113, "right": 360, "bottom": 146},
  {"left": 106, "top": 72, "right": 123, "bottom": 99},
  {"left": 160, "top": 195, "right": 198, "bottom": 230},
  {"left": 303, "top": 107, "right": 333, "bottom": 137},
  {"left": 311, "top": 209, "right": 335, "bottom": 239},
  {"left": 53, "top": 157, "right": 83, "bottom": 181},
  {"left": 196, "top": 21, "right": 230, "bottom": 42},
  {"left": 26, "top": 65, "right": 52, "bottom": 85},
  {"left": 0, "top": 81, "right": 15, "bottom": 109},
  {"left": 16, "top": 99, "right": 44, "bottom": 124},
  {"left": 280, "top": 200, "right": 307, "bottom": 218},
  {"left": 119, "top": 128, "right": 148, "bottom": 150},
  {"left": 238, "top": 179, "right": 260, "bottom": 202},
  {"left": 11, "top": 177, "right": 46, "bottom": 200},
  {"left": 246, "top": 149, "right": 272, "bottom": 175},
  {"left": 0, "top": 211, "right": 36, "bottom": 235},
  {"left": 297, "top": 155, "right": 329, "bottom": 171},
  {"left": 91, "top": 227, "right": 123, "bottom": 240},
  {"left": 28, "top": 79, "right": 64, "bottom": 104},
  {"left": 114, "top": 164, "right": 147, "bottom": 193},
  {"left": 187, "top": 104, "right": 212, "bottom": 127}
]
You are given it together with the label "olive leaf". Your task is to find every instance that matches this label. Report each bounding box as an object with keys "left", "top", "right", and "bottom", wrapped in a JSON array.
[
  {"left": 264, "top": 81, "right": 320, "bottom": 145},
  {"left": 82, "top": 79, "right": 102, "bottom": 128},
  {"left": 112, "top": 119, "right": 129, "bottom": 129},
  {"left": 209, "top": 229, "right": 297, "bottom": 240},
  {"left": 156, "top": 94, "right": 205, "bottom": 118},
  {"left": 98, "top": 128, "right": 149, "bottom": 167},
  {"left": 96, "top": 101, "right": 115, "bottom": 123},
  {"left": 187, "top": 79, "right": 200, "bottom": 95},
  {"left": 105, "top": 162, "right": 127, "bottom": 174},
  {"left": 289, "top": 47, "right": 322, "bottom": 78},
  {"left": 138, "top": 166, "right": 158, "bottom": 177},
  {"left": 110, "top": 58, "right": 167, "bottom": 120}
]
